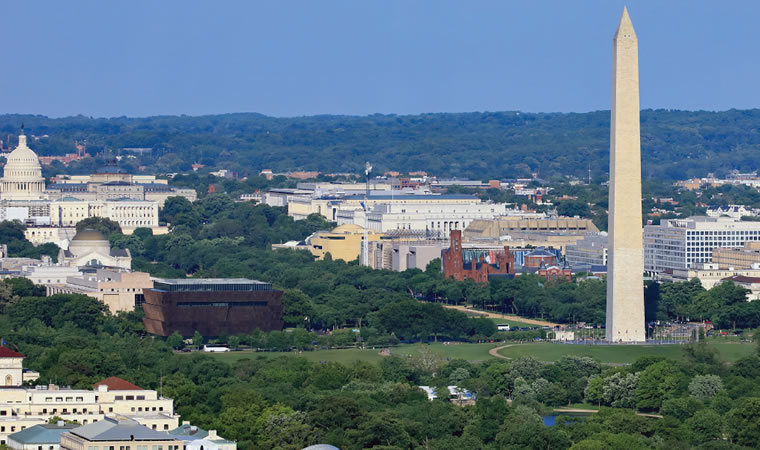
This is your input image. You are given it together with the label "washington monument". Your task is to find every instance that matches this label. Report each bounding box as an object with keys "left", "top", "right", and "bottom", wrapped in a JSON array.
[{"left": 606, "top": 7, "right": 646, "bottom": 343}]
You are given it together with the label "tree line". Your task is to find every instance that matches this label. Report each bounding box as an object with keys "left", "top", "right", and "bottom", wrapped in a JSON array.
[{"left": 4, "top": 109, "right": 760, "bottom": 181}]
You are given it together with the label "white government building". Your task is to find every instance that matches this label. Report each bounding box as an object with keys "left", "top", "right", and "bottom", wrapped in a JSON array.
[
  {"left": 644, "top": 216, "right": 760, "bottom": 276},
  {"left": 0, "top": 130, "right": 191, "bottom": 241}
]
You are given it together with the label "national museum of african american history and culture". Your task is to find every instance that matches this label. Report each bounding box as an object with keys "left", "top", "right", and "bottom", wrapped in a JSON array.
[{"left": 142, "top": 278, "right": 284, "bottom": 336}]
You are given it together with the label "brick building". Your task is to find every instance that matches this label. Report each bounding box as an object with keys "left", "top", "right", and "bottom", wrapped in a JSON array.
[{"left": 442, "top": 230, "right": 514, "bottom": 282}]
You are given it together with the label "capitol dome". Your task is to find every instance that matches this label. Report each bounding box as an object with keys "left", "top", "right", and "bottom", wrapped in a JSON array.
[{"left": 0, "top": 130, "right": 45, "bottom": 200}]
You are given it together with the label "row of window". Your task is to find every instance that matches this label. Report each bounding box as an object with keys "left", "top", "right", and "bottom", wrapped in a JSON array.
[{"left": 87, "top": 445, "right": 179, "bottom": 450}]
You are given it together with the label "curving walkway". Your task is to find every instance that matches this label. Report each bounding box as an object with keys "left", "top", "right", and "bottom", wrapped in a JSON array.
[{"left": 489, "top": 344, "right": 514, "bottom": 360}]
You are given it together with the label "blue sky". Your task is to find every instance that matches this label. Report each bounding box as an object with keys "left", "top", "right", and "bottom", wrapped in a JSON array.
[{"left": 2, "top": 0, "right": 759, "bottom": 118}]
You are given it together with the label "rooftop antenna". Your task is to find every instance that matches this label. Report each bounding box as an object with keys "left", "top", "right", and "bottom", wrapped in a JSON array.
[{"left": 362, "top": 161, "right": 372, "bottom": 267}]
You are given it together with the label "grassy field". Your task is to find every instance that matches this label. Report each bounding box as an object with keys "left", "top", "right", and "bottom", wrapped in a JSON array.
[
  {"left": 183, "top": 342, "right": 500, "bottom": 364},
  {"left": 184, "top": 340, "right": 757, "bottom": 366},
  {"left": 496, "top": 342, "right": 756, "bottom": 363}
]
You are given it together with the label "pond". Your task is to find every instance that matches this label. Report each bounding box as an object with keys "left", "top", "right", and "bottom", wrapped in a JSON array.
[{"left": 543, "top": 413, "right": 592, "bottom": 427}]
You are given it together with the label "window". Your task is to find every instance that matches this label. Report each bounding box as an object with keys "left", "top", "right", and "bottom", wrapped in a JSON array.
[{"left": 115, "top": 396, "right": 124, "bottom": 401}]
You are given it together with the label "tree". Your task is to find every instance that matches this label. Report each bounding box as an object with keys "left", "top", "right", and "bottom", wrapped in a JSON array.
[
  {"left": 688, "top": 374, "right": 724, "bottom": 400},
  {"left": 192, "top": 331, "right": 203, "bottom": 349},
  {"left": 167, "top": 331, "right": 184, "bottom": 350},
  {"left": 449, "top": 368, "right": 470, "bottom": 385},
  {"left": 227, "top": 336, "right": 240, "bottom": 350},
  {"left": 584, "top": 376, "right": 604, "bottom": 407},
  {"left": 635, "top": 361, "right": 682, "bottom": 411},
  {"left": 685, "top": 409, "right": 724, "bottom": 445},
  {"left": 557, "top": 200, "right": 591, "bottom": 218},
  {"left": 75, "top": 217, "right": 122, "bottom": 237},
  {"left": 602, "top": 372, "right": 638, "bottom": 408},
  {"left": 726, "top": 398, "right": 760, "bottom": 447}
]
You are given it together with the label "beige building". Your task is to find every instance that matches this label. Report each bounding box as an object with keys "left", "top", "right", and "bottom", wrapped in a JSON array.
[
  {"left": 24, "top": 227, "right": 77, "bottom": 248},
  {"left": 0, "top": 375, "right": 180, "bottom": 445},
  {"left": 59, "top": 417, "right": 182, "bottom": 450},
  {"left": 50, "top": 198, "right": 159, "bottom": 230},
  {"left": 717, "top": 275, "right": 760, "bottom": 301},
  {"left": 47, "top": 269, "right": 152, "bottom": 313},
  {"left": 465, "top": 217, "right": 598, "bottom": 240},
  {"left": 363, "top": 240, "right": 446, "bottom": 271},
  {"left": 712, "top": 242, "right": 760, "bottom": 269},
  {"left": 48, "top": 175, "right": 196, "bottom": 208},
  {"left": 309, "top": 224, "right": 389, "bottom": 262},
  {"left": 290, "top": 193, "right": 482, "bottom": 222},
  {"left": 21, "top": 264, "right": 82, "bottom": 286},
  {"left": 661, "top": 263, "right": 760, "bottom": 290},
  {"left": 0, "top": 348, "right": 25, "bottom": 387}
]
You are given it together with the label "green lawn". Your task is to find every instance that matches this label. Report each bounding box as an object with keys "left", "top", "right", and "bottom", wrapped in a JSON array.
[
  {"left": 184, "top": 341, "right": 756, "bottom": 366},
  {"left": 496, "top": 342, "right": 756, "bottom": 363},
  {"left": 183, "top": 342, "right": 500, "bottom": 364}
]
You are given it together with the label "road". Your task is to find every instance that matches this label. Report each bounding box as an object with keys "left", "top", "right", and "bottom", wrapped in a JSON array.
[{"left": 441, "top": 304, "right": 559, "bottom": 327}]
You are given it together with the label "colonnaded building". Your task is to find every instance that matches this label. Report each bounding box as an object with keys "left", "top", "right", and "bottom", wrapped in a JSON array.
[{"left": 0, "top": 130, "right": 195, "bottom": 242}]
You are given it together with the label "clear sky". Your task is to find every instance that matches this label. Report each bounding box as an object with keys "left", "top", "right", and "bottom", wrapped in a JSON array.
[{"left": 2, "top": 0, "right": 759, "bottom": 118}]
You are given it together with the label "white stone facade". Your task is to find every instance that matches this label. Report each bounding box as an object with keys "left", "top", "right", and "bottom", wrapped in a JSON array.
[{"left": 365, "top": 201, "right": 507, "bottom": 235}]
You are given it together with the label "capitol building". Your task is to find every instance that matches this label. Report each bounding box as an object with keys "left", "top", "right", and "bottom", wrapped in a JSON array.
[
  {"left": 0, "top": 130, "right": 45, "bottom": 200},
  {"left": 0, "top": 130, "right": 195, "bottom": 246}
]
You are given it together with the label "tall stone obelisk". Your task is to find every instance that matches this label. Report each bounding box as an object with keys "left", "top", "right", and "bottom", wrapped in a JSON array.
[{"left": 606, "top": 7, "right": 646, "bottom": 343}]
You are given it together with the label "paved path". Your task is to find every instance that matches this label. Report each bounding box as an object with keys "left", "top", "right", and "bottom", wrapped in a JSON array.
[
  {"left": 441, "top": 304, "right": 559, "bottom": 327},
  {"left": 489, "top": 344, "right": 513, "bottom": 360}
]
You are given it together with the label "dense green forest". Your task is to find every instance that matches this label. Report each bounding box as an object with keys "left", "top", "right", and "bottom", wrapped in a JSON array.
[
  {"left": 2, "top": 282, "right": 760, "bottom": 449},
  {"left": 2, "top": 109, "right": 760, "bottom": 180}
]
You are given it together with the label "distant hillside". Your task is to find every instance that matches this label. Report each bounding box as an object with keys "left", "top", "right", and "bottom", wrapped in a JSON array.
[{"left": 1, "top": 109, "right": 759, "bottom": 181}]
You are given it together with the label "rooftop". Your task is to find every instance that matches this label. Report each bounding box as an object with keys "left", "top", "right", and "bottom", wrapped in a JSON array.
[
  {"left": 69, "top": 417, "right": 176, "bottom": 442},
  {"left": 93, "top": 376, "right": 142, "bottom": 391},
  {"left": 8, "top": 423, "right": 78, "bottom": 444},
  {"left": 0, "top": 346, "right": 24, "bottom": 358},
  {"left": 343, "top": 194, "right": 478, "bottom": 201},
  {"left": 152, "top": 278, "right": 272, "bottom": 292}
]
